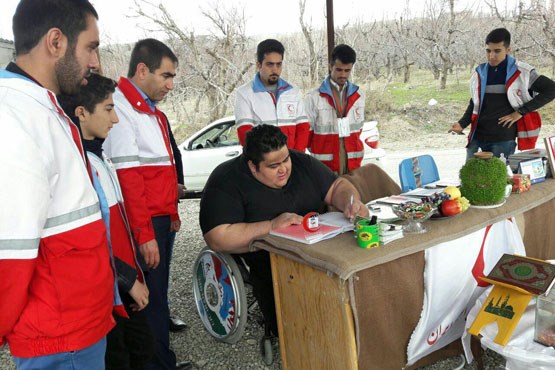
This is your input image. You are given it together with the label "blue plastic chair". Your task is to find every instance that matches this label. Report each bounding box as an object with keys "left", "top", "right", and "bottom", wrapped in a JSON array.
[{"left": 398, "top": 155, "right": 440, "bottom": 192}]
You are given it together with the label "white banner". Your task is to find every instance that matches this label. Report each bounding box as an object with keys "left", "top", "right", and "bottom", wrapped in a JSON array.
[{"left": 406, "top": 219, "right": 525, "bottom": 366}]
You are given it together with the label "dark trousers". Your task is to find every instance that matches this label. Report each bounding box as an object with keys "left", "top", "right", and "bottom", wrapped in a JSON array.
[
  {"left": 144, "top": 216, "right": 176, "bottom": 370},
  {"left": 106, "top": 302, "right": 154, "bottom": 370},
  {"left": 239, "top": 250, "right": 278, "bottom": 336}
]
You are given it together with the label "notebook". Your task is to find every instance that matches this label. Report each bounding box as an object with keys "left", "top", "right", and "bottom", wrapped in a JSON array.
[{"left": 269, "top": 223, "right": 343, "bottom": 244}]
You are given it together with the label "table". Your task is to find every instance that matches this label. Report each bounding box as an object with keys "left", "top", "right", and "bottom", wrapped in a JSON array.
[{"left": 251, "top": 176, "right": 555, "bottom": 370}]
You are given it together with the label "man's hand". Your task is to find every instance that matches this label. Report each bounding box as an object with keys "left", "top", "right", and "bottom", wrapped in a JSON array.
[
  {"left": 270, "top": 212, "right": 303, "bottom": 230},
  {"left": 139, "top": 239, "right": 160, "bottom": 269},
  {"left": 448, "top": 122, "right": 464, "bottom": 134},
  {"left": 171, "top": 220, "right": 181, "bottom": 232},
  {"left": 128, "top": 280, "right": 149, "bottom": 311},
  {"left": 344, "top": 199, "right": 369, "bottom": 220},
  {"left": 178, "top": 184, "right": 187, "bottom": 199},
  {"left": 498, "top": 111, "right": 522, "bottom": 128}
]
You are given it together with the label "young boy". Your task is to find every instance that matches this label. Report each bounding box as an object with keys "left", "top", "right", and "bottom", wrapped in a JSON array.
[{"left": 59, "top": 73, "right": 154, "bottom": 370}]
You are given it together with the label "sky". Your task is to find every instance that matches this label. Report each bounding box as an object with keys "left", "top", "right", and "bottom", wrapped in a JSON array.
[{"left": 0, "top": 0, "right": 513, "bottom": 44}]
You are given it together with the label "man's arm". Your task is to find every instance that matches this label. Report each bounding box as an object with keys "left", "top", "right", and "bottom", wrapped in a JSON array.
[
  {"left": 0, "top": 116, "right": 49, "bottom": 344},
  {"left": 521, "top": 74, "right": 555, "bottom": 114},
  {"left": 449, "top": 99, "right": 474, "bottom": 133},
  {"left": 324, "top": 177, "right": 369, "bottom": 219},
  {"left": 499, "top": 74, "right": 555, "bottom": 128},
  {"left": 235, "top": 89, "right": 255, "bottom": 146},
  {"left": 103, "top": 106, "right": 159, "bottom": 268},
  {"left": 292, "top": 93, "right": 310, "bottom": 151},
  {"left": 204, "top": 213, "right": 303, "bottom": 253}
]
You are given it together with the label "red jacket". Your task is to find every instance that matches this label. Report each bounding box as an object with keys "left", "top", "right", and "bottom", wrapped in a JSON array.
[
  {"left": 103, "top": 77, "right": 179, "bottom": 245},
  {"left": 305, "top": 77, "right": 365, "bottom": 172},
  {"left": 0, "top": 73, "right": 114, "bottom": 357}
]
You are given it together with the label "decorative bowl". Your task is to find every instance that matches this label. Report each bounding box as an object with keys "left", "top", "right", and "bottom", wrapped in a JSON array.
[{"left": 391, "top": 202, "right": 436, "bottom": 234}]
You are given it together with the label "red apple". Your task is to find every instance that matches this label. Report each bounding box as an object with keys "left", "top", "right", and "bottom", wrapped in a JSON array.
[{"left": 441, "top": 199, "right": 462, "bottom": 216}]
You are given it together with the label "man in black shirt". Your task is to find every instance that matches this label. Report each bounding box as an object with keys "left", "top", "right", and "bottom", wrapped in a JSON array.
[
  {"left": 199, "top": 124, "right": 368, "bottom": 335},
  {"left": 449, "top": 28, "right": 555, "bottom": 160}
]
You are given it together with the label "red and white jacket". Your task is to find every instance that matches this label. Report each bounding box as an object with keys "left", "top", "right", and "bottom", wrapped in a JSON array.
[
  {"left": 235, "top": 74, "right": 310, "bottom": 151},
  {"left": 88, "top": 151, "right": 144, "bottom": 317},
  {"left": 0, "top": 71, "right": 114, "bottom": 357},
  {"left": 305, "top": 77, "right": 365, "bottom": 172},
  {"left": 103, "top": 77, "right": 179, "bottom": 246},
  {"left": 468, "top": 56, "right": 541, "bottom": 150}
]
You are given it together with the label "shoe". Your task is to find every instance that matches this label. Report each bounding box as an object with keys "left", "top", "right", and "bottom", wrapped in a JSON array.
[
  {"left": 169, "top": 316, "right": 187, "bottom": 332},
  {"left": 176, "top": 361, "right": 192, "bottom": 369}
]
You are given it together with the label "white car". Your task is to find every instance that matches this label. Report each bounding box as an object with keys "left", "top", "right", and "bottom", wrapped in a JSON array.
[{"left": 180, "top": 117, "right": 385, "bottom": 196}]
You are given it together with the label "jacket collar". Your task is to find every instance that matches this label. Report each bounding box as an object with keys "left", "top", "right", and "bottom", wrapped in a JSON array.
[
  {"left": 476, "top": 55, "right": 517, "bottom": 84},
  {"left": 117, "top": 76, "right": 158, "bottom": 115},
  {"left": 0, "top": 69, "right": 65, "bottom": 114},
  {"left": 252, "top": 73, "right": 292, "bottom": 99},
  {"left": 319, "top": 76, "right": 359, "bottom": 98}
]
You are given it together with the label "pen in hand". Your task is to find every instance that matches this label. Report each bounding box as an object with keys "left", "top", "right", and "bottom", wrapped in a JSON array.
[{"left": 350, "top": 194, "right": 354, "bottom": 221}]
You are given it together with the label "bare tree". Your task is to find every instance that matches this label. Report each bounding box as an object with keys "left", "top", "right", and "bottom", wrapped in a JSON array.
[
  {"left": 299, "top": 0, "right": 319, "bottom": 86},
  {"left": 413, "top": 0, "right": 471, "bottom": 89},
  {"left": 132, "top": 0, "right": 254, "bottom": 124}
]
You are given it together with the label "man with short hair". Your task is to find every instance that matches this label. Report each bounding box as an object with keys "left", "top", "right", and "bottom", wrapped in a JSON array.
[
  {"left": 58, "top": 73, "right": 155, "bottom": 370},
  {"left": 449, "top": 28, "right": 555, "bottom": 160},
  {"left": 305, "top": 44, "right": 366, "bottom": 175},
  {"left": 235, "top": 39, "right": 310, "bottom": 151},
  {"left": 200, "top": 124, "right": 369, "bottom": 336},
  {"left": 102, "top": 39, "right": 190, "bottom": 370},
  {"left": 0, "top": 0, "right": 115, "bottom": 369}
]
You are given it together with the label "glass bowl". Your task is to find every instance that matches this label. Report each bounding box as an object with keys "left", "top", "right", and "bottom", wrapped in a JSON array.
[{"left": 391, "top": 202, "right": 436, "bottom": 234}]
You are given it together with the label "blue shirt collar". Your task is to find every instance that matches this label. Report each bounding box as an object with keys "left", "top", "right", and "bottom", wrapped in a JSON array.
[
  {"left": 128, "top": 80, "right": 156, "bottom": 112},
  {"left": 252, "top": 73, "right": 292, "bottom": 99}
]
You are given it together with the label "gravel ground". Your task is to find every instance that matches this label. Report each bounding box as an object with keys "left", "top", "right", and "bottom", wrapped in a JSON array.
[{"left": 0, "top": 198, "right": 506, "bottom": 369}]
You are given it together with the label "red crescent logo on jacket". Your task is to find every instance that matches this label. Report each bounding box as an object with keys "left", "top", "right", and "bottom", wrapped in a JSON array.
[
  {"left": 355, "top": 107, "right": 361, "bottom": 121},
  {"left": 516, "top": 90, "right": 522, "bottom": 96}
]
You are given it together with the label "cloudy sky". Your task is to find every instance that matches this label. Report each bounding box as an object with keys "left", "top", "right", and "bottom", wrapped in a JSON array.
[{"left": 1, "top": 0, "right": 520, "bottom": 43}]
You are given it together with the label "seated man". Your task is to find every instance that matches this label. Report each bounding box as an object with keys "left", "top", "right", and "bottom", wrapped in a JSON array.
[{"left": 199, "top": 124, "right": 369, "bottom": 335}]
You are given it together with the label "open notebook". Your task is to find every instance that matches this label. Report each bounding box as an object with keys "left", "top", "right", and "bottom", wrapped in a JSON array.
[{"left": 269, "top": 212, "right": 352, "bottom": 244}]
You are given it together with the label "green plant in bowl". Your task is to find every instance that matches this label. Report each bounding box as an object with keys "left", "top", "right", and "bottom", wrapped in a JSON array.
[{"left": 459, "top": 157, "right": 507, "bottom": 206}]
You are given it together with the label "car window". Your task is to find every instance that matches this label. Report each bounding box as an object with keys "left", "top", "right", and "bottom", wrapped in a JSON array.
[{"left": 190, "top": 121, "right": 239, "bottom": 150}]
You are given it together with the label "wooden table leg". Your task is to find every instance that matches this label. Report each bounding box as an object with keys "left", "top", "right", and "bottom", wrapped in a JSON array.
[{"left": 470, "top": 334, "right": 484, "bottom": 370}]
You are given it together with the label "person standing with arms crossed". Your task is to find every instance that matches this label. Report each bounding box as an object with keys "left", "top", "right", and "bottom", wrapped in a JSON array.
[
  {"left": 235, "top": 39, "right": 310, "bottom": 151},
  {"left": 304, "top": 44, "right": 365, "bottom": 175},
  {"left": 102, "top": 39, "right": 191, "bottom": 370},
  {"left": 0, "top": 1, "right": 115, "bottom": 369},
  {"left": 449, "top": 28, "right": 555, "bottom": 160}
]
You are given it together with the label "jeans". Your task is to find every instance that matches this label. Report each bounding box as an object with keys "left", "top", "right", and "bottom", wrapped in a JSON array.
[
  {"left": 13, "top": 337, "right": 106, "bottom": 370},
  {"left": 466, "top": 139, "right": 516, "bottom": 161}
]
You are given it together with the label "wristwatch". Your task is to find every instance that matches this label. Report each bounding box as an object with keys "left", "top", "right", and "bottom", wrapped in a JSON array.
[{"left": 517, "top": 107, "right": 527, "bottom": 116}]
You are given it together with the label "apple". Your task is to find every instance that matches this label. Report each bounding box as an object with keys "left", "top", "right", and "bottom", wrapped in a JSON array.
[{"left": 441, "top": 199, "right": 462, "bottom": 216}]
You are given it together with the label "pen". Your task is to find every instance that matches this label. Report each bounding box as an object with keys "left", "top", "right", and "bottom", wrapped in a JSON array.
[{"left": 349, "top": 194, "right": 354, "bottom": 222}]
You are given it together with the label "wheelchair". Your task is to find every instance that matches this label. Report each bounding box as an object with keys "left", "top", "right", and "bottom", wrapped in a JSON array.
[{"left": 192, "top": 247, "right": 275, "bottom": 365}]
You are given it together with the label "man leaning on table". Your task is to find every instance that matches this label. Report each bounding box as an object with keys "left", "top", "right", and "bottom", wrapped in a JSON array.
[
  {"left": 449, "top": 28, "right": 555, "bottom": 160},
  {"left": 199, "top": 124, "right": 369, "bottom": 337}
]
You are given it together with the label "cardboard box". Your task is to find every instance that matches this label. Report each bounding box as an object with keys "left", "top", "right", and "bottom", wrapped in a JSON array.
[{"left": 511, "top": 174, "right": 531, "bottom": 193}]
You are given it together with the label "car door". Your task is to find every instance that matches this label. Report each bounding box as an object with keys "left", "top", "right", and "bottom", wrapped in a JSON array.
[{"left": 180, "top": 119, "right": 241, "bottom": 192}]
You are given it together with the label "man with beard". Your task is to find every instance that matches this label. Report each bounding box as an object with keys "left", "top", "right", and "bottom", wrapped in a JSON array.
[
  {"left": 305, "top": 44, "right": 366, "bottom": 175},
  {"left": 102, "top": 39, "right": 190, "bottom": 370},
  {"left": 0, "top": 0, "right": 115, "bottom": 369},
  {"left": 235, "top": 39, "right": 310, "bottom": 151}
]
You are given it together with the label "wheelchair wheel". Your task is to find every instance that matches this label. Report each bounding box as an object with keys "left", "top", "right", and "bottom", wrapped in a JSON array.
[{"left": 192, "top": 247, "right": 247, "bottom": 344}]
